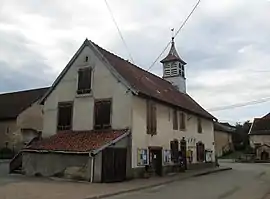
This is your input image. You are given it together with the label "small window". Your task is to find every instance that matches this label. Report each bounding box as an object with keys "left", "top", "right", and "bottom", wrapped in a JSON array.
[
  {"left": 173, "top": 109, "right": 178, "bottom": 130},
  {"left": 77, "top": 67, "right": 92, "bottom": 94},
  {"left": 147, "top": 100, "right": 157, "bottom": 135},
  {"left": 179, "top": 112, "right": 186, "bottom": 130},
  {"left": 197, "top": 117, "right": 202, "bottom": 133},
  {"left": 85, "top": 56, "right": 89, "bottom": 62},
  {"left": 57, "top": 102, "right": 73, "bottom": 131},
  {"left": 94, "top": 99, "right": 112, "bottom": 129},
  {"left": 6, "top": 127, "right": 10, "bottom": 134}
]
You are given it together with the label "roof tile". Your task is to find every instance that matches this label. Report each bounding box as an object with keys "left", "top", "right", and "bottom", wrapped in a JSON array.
[{"left": 26, "top": 129, "right": 128, "bottom": 152}]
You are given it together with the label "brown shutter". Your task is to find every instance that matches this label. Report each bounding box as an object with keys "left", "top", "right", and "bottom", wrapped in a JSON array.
[
  {"left": 152, "top": 102, "right": 157, "bottom": 134},
  {"left": 173, "top": 109, "right": 178, "bottom": 130},
  {"left": 180, "top": 112, "right": 186, "bottom": 130},
  {"left": 146, "top": 100, "right": 152, "bottom": 134}
]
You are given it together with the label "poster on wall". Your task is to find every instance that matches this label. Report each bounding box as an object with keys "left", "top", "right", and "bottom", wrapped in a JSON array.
[
  {"left": 137, "top": 149, "right": 148, "bottom": 166},
  {"left": 163, "top": 149, "right": 171, "bottom": 164},
  {"left": 205, "top": 150, "right": 213, "bottom": 162}
]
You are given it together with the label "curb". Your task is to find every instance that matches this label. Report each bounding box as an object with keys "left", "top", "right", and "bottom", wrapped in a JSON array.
[{"left": 85, "top": 167, "right": 232, "bottom": 199}]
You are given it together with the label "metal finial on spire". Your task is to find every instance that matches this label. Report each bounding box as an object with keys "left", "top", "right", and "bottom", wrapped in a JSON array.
[{"left": 171, "top": 28, "right": 175, "bottom": 42}]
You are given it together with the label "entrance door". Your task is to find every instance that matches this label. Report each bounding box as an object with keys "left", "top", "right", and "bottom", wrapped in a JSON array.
[
  {"left": 149, "top": 147, "right": 162, "bottom": 176},
  {"left": 102, "top": 148, "right": 127, "bottom": 183},
  {"left": 261, "top": 151, "right": 269, "bottom": 160}
]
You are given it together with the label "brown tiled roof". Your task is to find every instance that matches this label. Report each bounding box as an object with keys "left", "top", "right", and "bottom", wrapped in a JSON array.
[
  {"left": 249, "top": 118, "right": 270, "bottom": 135},
  {"left": 93, "top": 42, "right": 214, "bottom": 120},
  {"left": 0, "top": 87, "right": 49, "bottom": 120},
  {"left": 25, "top": 129, "right": 128, "bottom": 153}
]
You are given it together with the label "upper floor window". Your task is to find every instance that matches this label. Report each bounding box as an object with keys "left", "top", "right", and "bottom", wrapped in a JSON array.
[
  {"left": 146, "top": 100, "right": 157, "bottom": 135},
  {"left": 197, "top": 117, "right": 202, "bottom": 133},
  {"left": 77, "top": 67, "right": 92, "bottom": 94},
  {"left": 85, "top": 56, "right": 89, "bottom": 62},
  {"left": 173, "top": 109, "right": 178, "bottom": 130},
  {"left": 57, "top": 102, "right": 73, "bottom": 131},
  {"left": 179, "top": 112, "right": 186, "bottom": 130},
  {"left": 94, "top": 99, "right": 111, "bottom": 130}
]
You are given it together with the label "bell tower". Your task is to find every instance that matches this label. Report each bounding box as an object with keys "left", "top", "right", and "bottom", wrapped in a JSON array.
[{"left": 160, "top": 37, "right": 187, "bottom": 93}]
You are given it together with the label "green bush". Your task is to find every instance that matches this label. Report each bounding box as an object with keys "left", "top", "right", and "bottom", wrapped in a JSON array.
[{"left": 0, "top": 147, "right": 14, "bottom": 159}]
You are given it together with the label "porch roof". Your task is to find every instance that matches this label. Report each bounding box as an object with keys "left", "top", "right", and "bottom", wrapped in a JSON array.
[{"left": 24, "top": 129, "right": 130, "bottom": 154}]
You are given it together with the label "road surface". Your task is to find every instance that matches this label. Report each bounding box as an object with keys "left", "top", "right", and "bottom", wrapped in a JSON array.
[{"left": 110, "top": 161, "right": 270, "bottom": 199}]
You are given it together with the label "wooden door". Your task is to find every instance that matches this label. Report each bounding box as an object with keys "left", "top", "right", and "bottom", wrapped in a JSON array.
[{"left": 102, "top": 148, "right": 127, "bottom": 182}]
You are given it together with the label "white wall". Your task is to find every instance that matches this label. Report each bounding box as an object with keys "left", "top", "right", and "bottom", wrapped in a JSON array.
[
  {"left": 131, "top": 96, "right": 215, "bottom": 168},
  {"left": 250, "top": 135, "right": 270, "bottom": 148},
  {"left": 43, "top": 45, "right": 132, "bottom": 137}
]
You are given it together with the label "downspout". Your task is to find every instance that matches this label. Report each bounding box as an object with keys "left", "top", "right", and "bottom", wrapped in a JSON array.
[{"left": 89, "top": 152, "right": 95, "bottom": 183}]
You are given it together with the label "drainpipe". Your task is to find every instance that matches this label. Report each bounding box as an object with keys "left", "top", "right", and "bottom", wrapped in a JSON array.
[{"left": 89, "top": 152, "right": 95, "bottom": 183}]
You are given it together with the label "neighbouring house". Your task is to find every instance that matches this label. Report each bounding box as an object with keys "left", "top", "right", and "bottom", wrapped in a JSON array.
[
  {"left": 0, "top": 87, "right": 49, "bottom": 153},
  {"left": 22, "top": 38, "right": 216, "bottom": 182},
  {"left": 249, "top": 113, "right": 270, "bottom": 160},
  {"left": 214, "top": 122, "right": 235, "bottom": 157}
]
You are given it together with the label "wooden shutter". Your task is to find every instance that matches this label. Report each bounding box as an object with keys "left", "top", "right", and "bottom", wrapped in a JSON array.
[
  {"left": 197, "top": 117, "right": 202, "bottom": 133},
  {"left": 180, "top": 112, "right": 186, "bottom": 130},
  {"left": 151, "top": 102, "right": 157, "bottom": 134},
  {"left": 173, "top": 109, "right": 178, "bottom": 130},
  {"left": 146, "top": 100, "right": 152, "bottom": 134}
]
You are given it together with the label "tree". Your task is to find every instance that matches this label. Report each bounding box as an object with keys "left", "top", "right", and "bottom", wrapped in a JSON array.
[{"left": 232, "top": 121, "right": 252, "bottom": 151}]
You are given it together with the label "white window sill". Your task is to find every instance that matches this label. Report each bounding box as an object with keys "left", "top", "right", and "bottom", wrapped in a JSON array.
[{"left": 75, "top": 93, "right": 93, "bottom": 98}]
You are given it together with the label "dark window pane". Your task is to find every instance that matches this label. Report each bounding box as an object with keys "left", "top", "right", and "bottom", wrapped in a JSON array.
[
  {"left": 57, "top": 102, "right": 72, "bottom": 130},
  {"left": 94, "top": 100, "right": 111, "bottom": 129},
  {"left": 77, "top": 68, "right": 92, "bottom": 94}
]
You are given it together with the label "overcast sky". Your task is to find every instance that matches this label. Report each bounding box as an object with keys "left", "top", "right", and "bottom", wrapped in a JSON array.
[{"left": 0, "top": 0, "right": 270, "bottom": 123}]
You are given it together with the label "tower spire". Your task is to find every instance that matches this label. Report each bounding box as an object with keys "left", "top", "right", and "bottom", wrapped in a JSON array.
[{"left": 160, "top": 34, "right": 187, "bottom": 93}]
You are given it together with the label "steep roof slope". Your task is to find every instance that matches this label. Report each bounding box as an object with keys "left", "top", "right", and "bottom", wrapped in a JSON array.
[
  {"left": 93, "top": 42, "right": 214, "bottom": 120},
  {"left": 249, "top": 118, "right": 270, "bottom": 135},
  {"left": 0, "top": 87, "right": 49, "bottom": 120}
]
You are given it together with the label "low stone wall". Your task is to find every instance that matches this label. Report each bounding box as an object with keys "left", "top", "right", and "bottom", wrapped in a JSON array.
[{"left": 22, "top": 152, "right": 90, "bottom": 181}]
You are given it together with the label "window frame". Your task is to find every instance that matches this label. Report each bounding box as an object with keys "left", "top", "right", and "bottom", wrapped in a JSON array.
[
  {"left": 77, "top": 67, "right": 92, "bottom": 95},
  {"left": 94, "top": 99, "right": 112, "bottom": 130},
  {"left": 57, "top": 101, "right": 73, "bottom": 131},
  {"left": 146, "top": 100, "right": 157, "bottom": 135}
]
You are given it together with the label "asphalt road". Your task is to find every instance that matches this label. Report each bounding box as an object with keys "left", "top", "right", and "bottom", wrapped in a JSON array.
[{"left": 110, "top": 160, "right": 270, "bottom": 199}]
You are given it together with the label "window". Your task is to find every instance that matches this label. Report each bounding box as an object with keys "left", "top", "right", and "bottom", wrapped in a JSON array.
[
  {"left": 85, "top": 56, "right": 89, "bottom": 62},
  {"left": 146, "top": 100, "right": 157, "bottom": 135},
  {"left": 179, "top": 112, "right": 186, "bottom": 130},
  {"left": 173, "top": 109, "right": 178, "bottom": 130},
  {"left": 197, "top": 117, "right": 202, "bottom": 133},
  {"left": 94, "top": 99, "right": 111, "bottom": 129},
  {"left": 179, "top": 63, "right": 185, "bottom": 78},
  {"left": 77, "top": 67, "right": 92, "bottom": 94},
  {"left": 6, "top": 127, "right": 10, "bottom": 134},
  {"left": 57, "top": 102, "right": 73, "bottom": 130}
]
